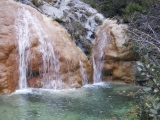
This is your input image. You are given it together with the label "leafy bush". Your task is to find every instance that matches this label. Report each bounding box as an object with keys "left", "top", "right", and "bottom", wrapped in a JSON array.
[
  {"left": 125, "top": 55, "right": 160, "bottom": 119},
  {"left": 135, "top": 56, "right": 160, "bottom": 119},
  {"left": 82, "top": 0, "right": 160, "bottom": 119},
  {"left": 82, "top": 0, "right": 155, "bottom": 18},
  {"left": 52, "top": 17, "right": 63, "bottom": 23},
  {"left": 94, "top": 16, "right": 102, "bottom": 25},
  {"left": 124, "top": 3, "right": 143, "bottom": 15},
  {"left": 82, "top": 0, "right": 128, "bottom": 17},
  {"left": 125, "top": 1, "right": 160, "bottom": 117},
  {"left": 126, "top": 24, "right": 160, "bottom": 120}
]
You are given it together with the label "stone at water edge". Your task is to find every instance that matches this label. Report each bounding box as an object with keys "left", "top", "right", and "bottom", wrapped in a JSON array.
[
  {"left": 92, "top": 19, "right": 136, "bottom": 83},
  {"left": 0, "top": 0, "right": 92, "bottom": 94}
]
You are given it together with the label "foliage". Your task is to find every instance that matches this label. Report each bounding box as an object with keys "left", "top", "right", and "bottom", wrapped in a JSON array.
[
  {"left": 126, "top": 26, "right": 160, "bottom": 120},
  {"left": 94, "top": 16, "right": 102, "bottom": 25},
  {"left": 124, "top": 3, "right": 143, "bottom": 15},
  {"left": 52, "top": 17, "right": 63, "bottom": 23},
  {"left": 83, "top": 0, "right": 160, "bottom": 119},
  {"left": 137, "top": 55, "right": 160, "bottom": 87},
  {"left": 134, "top": 87, "right": 160, "bottom": 120},
  {"left": 124, "top": 93, "right": 159, "bottom": 119},
  {"left": 123, "top": 0, "right": 158, "bottom": 22},
  {"left": 82, "top": 0, "right": 128, "bottom": 17},
  {"left": 135, "top": 55, "right": 160, "bottom": 119},
  {"left": 82, "top": 0, "right": 156, "bottom": 18},
  {"left": 124, "top": 1, "right": 160, "bottom": 119},
  {"left": 128, "top": 0, "right": 160, "bottom": 39}
]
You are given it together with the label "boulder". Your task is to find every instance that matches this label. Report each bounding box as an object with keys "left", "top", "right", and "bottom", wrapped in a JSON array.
[
  {"left": 0, "top": 0, "right": 92, "bottom": 94},
  {"left": 92, "top": 19, "right": 136, "bottom": 83},
  {"left": 15, "top": 0, "right": 105, "bottom": 56}
]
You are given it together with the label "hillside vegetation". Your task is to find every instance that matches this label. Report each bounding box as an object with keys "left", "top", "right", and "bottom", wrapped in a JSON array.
[{"left": 82, "top": 0, "right": 160, "bottom": 119}]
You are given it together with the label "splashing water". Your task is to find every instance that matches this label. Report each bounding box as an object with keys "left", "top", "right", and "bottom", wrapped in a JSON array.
[
  {"left": 92, "top": 31, "right": 108, "bottom": 83},
  {"left": 15, "top": 7, "right": 62, "bottom": 89}
]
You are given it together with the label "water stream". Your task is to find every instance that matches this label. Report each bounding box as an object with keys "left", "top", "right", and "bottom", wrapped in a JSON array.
[
  {"left": 92, "top": 31, "right": 108, "bottom": 83},
  {"left": 14, "top": 7, "right": 90, "bottom": 90},
  {"left": 79, "top": 59, "right": 88, "bottom": 85},
  {"left": 78, "top": 55, "right": 88, "bottom": 85},
  {"left": 15, "top": 7, "right": 61, "bottom": 89},
  {"left": 15, "top": 8, "right": 32, "bottom": 89}
]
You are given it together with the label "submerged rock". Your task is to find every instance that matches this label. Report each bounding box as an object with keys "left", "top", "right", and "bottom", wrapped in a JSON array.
[
  {"left": 92, "top": 19, "right": 136, "bottom": 83},
  {"left": 0, "top": 0, "right": 92, "bottom": 94}
]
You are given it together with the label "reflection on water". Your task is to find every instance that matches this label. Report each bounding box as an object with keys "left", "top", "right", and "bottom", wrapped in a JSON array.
[{"left": 0, "top": 82, "right": 140, "bottom": 120}]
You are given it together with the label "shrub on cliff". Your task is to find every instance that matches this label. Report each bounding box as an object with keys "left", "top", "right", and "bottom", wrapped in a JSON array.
[
  {"left": 82, "top": 0, "right": 156, "bottom": 18},
  {"left": 82, "top": 0, "right": 127, "bottom": 17},
  {"left": 125, "top": 1, "right": 160, "bottom": 118},
  {"left": 83, "top": 0, "right": 160, "bottom": 119},
  {"left": 125, "top": 27, "right": 160, "bottom": 120}
]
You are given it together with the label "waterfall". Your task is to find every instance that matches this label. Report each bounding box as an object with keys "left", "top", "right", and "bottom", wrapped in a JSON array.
[
  {"left": 14, "top": 7, "right": 62, "bottom": 89},
  {"left": 78, "top": 55, "right": 88, "bottom": 85},
  {"left": 14, "top": 8, "right": 31, "bottom": 89},
  {"left": 92, "top": 31, "right": 108, "bottom": 83}
]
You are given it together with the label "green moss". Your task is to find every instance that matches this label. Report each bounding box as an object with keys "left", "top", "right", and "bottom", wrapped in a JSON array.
[
  {"left": 94, "top": 16, "right": 102, "bottom": 25},
  {"left": 52, "top": 17, "right": 63, "bottom": 23}
]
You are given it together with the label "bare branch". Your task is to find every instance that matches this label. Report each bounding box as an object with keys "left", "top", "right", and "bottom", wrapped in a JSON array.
[
  {"left": 146, "top": 23, "right": 159, "bottom": 42},
  {"left": 126, "top": 29, "right": 160, "bottom": 52}
]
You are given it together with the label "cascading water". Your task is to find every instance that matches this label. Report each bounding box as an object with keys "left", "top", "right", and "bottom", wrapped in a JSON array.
[
  {"left": 30, "top": 11, "right": 61, "bottom": 89},
  {"left": 78, "top": 55, "right": 88, "bottom": 85},
  {"left": 92, "top": 31, "right": 108, "bottom": 83},
  {"left": 14, "top": 8, "right": 31, "bottom": 89},
  {"left": 14, "top": 7, "right": 62, "bottom": 90}
]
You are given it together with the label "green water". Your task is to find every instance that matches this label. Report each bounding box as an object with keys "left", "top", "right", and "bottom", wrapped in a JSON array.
[{"left": 0, "top": 82, "right": 140, "bottom": 120}]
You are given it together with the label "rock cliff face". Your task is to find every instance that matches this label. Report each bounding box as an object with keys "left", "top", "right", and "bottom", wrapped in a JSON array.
[
  {"left": 14, "top": 0, "right": 105, "bottom": 56},
  {"left": 92, "top": 19, "right": 136, "bottom": 83},
  {"left": 0, "top": 0, "right": 92, "bottom": 94}
]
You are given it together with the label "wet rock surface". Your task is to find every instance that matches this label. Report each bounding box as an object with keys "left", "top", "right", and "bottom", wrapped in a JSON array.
[
  {"left": 0, "top": 0, "right": 92, "bottom": 93},
  {"left": 92, "top": 19, "right": 136, "bottom": 83},
  {"left": 14, "top": 0, "right": 105, "bottom": 56}
]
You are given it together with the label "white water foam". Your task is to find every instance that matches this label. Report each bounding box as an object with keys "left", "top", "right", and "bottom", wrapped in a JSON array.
[
  {"left": 78, "top": 55, "right": 88, "bottom": 85},
  {"left": 13, "top": 88, "right": 34, "bottom": 95},
  {"left": 15, "top": 8, "right": 31, "bottom": 89},
  {"left": 92, "top": 31, "right": 108, "bottom": 83},
  {"left": 14, "top": 7, "right": 62, "bottom": 90}
]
